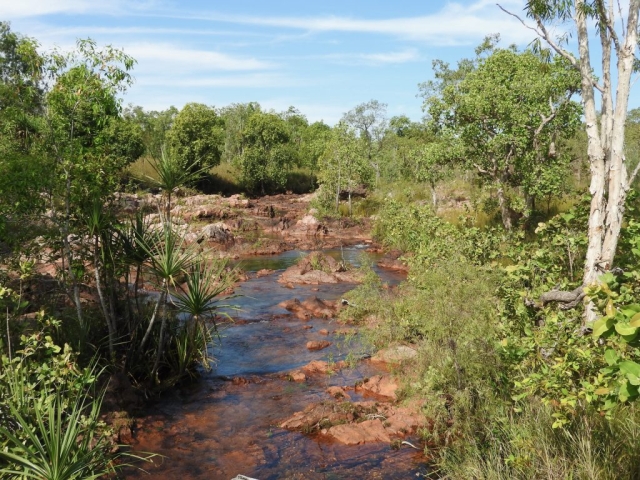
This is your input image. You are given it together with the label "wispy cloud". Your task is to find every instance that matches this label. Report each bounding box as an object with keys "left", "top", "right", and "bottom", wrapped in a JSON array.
[
  {"left": 33, "top": 26, "right": 268, "bottom": 38},
  {"left": 0, "top": 0, "right": 145, "bottom": 18},
  {"left": 346, "top": 49, "right": 420, "bottom": 65},
  {"left": 159, "top": 0, "right": 532, "bottom": 45},
  {"left": 124, "top": 43, "right": 275, "bottom": 72},
  {"left": 4, "top": 0, "right": 535, "bottom": 46},
  {"left": 135, "top": 73, "right": 298, "bottom": 88}
]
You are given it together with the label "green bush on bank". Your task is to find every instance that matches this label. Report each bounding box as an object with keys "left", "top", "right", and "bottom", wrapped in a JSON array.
[
  {"left": 0, "top": 314, "right": 134, "bottom": 479},
  {"left": 349, "top": 193, "right": 640, "bottom": 478}
]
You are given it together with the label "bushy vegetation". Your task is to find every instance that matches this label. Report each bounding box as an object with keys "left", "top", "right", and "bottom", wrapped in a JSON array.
[
  {"left": 337, "top": 185, "right": 640, "bottom": 478},
  {"left": 2, "top": 1, "right": 640, "bottom": 477}
]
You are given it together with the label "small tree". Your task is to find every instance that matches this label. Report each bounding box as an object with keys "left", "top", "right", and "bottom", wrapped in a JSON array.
[
  {"left": 342, "top": 100, "right": 388, "bottom": 185},
  {"left": 318, "top": 123, "right": 370, "bottom": 215},
  {"left": 42, "top": 39, "right": 139, "bottom": 331},
  {"left": 167, "top": 102, "right": 225, "bottom": 172},
  {"left": 239, "top": 112, "right": 293, "bottom": 194},
  {"left": 500, "top": 0, "right": 640, "bottom": 320},
  {"left": 423, "top": 47, "right": 581, "bottom": 229}
]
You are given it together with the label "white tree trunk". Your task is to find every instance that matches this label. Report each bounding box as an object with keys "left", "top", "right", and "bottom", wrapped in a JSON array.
[{"left": 600, "top": 4, "right": 640, "bottom": 270}]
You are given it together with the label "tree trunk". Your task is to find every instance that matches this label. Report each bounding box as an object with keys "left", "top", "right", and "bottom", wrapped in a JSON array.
[
  {"left": 430, "top": 181, "right": 437, "bottom": 210},
  {"left": 139, "top": 283, "right": 165, "bottom": 352},
  {"left": 497, "top": 185, "right": 513, "bottom": 230},
  {"left": 93, "top": 236, "right": 114, "bottom": 359},
  {"left": 600, "top": 4, "right": 639, "bottom": 271}
]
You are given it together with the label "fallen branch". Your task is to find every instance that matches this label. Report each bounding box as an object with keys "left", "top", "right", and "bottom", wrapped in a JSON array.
[{"left": 540, "top": 286, "right": 585, "bottom": 310}]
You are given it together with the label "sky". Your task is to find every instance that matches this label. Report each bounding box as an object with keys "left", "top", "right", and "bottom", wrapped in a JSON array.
[{"left": 0, "top": 0, "right": 609, "bottom": 124}]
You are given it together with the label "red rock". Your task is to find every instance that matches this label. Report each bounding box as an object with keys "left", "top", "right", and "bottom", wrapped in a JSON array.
[
  {"left": 306, "top": 341, "right": 331, "bottom": 351},
  {"left": 319, "top": 329, "right": 329, "bottom": 335},
  {"left": 118, "top": 425, "right": 133, "bottom": 444},
  {"left": 290, "top": 371, "right": 306, "bottom": 382},
  {"left": 357, "top": 375, "right": 398, "bottom": 400},
  {"left": 328, "top": 419, "right": 391, "bottom": 445},
  {"left": 326, "top": 386, "right": 351, "bottom": 400},
  {"left": 301, "top": 360, "right": 330, "bottom": 374},
  {"left": 301, "top": 360, "right": 345, "bottom": 375}
]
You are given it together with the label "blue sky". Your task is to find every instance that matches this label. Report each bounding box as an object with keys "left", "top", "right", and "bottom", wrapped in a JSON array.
[{"left": 0, "top": 0, "right": 591, "bottom": 124}]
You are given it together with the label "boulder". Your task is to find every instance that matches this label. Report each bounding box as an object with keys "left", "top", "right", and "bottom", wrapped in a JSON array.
[
  {"left": 326, "top": 386, "right": 351, "bottom": 400},
  {"left": 277, "top": 296, "right": 337, "bottom": 319},
  {"left": 301, "top": 360, "right": 345, "bottom": 375},
  {"left": 200, "top": 223, "right": 234, "bottom": 244}
]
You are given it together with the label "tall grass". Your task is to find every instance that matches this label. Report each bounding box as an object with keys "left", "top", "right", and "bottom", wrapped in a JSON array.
[{"left": 438, "top": 402, "right": 640, "bottom": 480}]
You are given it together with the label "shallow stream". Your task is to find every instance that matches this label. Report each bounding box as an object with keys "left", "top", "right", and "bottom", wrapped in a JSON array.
[{"left": 124, "top": 247, "right": 428, "bottom": 479}]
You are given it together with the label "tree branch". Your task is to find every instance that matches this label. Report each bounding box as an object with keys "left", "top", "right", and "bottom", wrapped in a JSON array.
[
  {"left": 629, "top": 159, "right": 640, "bottom": 185},
  {"left": 497, "top": 3, "right": 604, "bottom": 93},
  {"left": 540, "top": 286, "right": 585, "bottom": 310},
  {"left": 596, "top": 0, "right": 621, "bottom": 53}
]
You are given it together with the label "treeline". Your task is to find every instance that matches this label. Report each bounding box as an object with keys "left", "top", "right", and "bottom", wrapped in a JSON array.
[{"left": 121, "top": 99, "right": 435, "bottom": 200}]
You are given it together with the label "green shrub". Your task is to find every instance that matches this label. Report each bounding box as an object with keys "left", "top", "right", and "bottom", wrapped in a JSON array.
[{"left": 0, "top": 317, "right": 145, "bottom": 479}]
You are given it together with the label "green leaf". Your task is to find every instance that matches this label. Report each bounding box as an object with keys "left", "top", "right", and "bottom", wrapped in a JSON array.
[
  {"left": 630, "top": 312, "right": 640, "bottom": 328},
  {"left": 619, "top": 381, "right": 639, "bottom": 402},
  {"left": 592, "top": 317, "right": 614, "bottom": 338},
  {"left": 623, "top": 304, "right": 640, "bottom": 315},
  {"left": 620, "top": 332, "right": 638, "bottom": 343},
  {"left": 619, "top": 360, "right": 640, "bottom": 377},
  {"left": 604, "top": 349, "right": 618, "bottom": 366},
  {"left": 628, "top": 374, "right": 640, "bottom": 386},
  {"left": 615, "top": 323, "right": 637, "bottom": 336}
]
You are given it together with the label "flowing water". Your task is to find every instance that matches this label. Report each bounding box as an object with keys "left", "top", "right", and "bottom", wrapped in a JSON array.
[{"left": 124, "top": 247, "right": 428, "bottom": 479}]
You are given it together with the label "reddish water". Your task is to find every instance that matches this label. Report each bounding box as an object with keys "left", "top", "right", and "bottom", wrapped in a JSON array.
[{"left": 124, "top": 248, "right": 428, "bottom": 479}]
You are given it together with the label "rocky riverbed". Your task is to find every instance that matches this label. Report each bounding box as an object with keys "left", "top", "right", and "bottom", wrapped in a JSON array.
[{"left": 121, "top": 245, "right": 427, "bottom": 479}]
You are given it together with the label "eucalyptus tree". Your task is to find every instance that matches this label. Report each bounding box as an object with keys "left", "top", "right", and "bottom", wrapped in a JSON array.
[
  {"left": 424, "top": 47, "right": 581, "bottom": 229},
  {"left": 300, "top": 121, "right": 332, "bottom": 171},
  {"left": 123, "top": 105, "right": 178, "bottom": 160},
  {"left": 220, "top": 102, "right": 261, "bottom": 164},
  {"left": 319, "top": 123, "right": 370, "bottom": 215},
  {"left": 499, "top": 0, "right": 640, "bottom": 319},
  {"left": 342, "top": 100, "right": 388, "bottom": 185}
]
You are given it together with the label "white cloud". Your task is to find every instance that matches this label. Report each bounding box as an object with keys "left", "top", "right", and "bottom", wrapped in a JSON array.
[
  {"left": 356, "top": 49, "right": 420, "bottom": 65},
  {"left": 135, "top": 73, "right": 297, "bottom": 88},
  {"left": 0, "top": 0, "right": 130, "bottom": 18},
  {"left": 312, "top": 49, "right": 420, "bottom": 66},
  {"left": 124, "top": 43, "right": 275, "bottom": 72},
  {"left": 169, "top": 0, "right": 533, "bottom": 46}
]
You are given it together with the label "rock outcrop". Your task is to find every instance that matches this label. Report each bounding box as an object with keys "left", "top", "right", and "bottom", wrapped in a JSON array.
[{"left": 278, "top": 252, "right": 363, "bottom": 285}]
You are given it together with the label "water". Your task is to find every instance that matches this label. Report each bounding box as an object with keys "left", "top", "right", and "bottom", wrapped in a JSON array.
[{"left": 124, "top": 248, "right": 427, "bottom": 479}]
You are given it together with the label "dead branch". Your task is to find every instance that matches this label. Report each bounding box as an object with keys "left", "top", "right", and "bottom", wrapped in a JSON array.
[{"left": 540, "top": 286, "right": 585, "bottom": 310}]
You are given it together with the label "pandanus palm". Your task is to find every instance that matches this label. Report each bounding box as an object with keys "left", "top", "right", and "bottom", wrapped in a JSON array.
[
  {"left": 146, "top": 148, "right": 205, "bottom": 220},
  {"left": 83, "top": 200, "right": 117, "bottom": 358},
  {"left": 136, "top": 219, "right": 196, "bottom": 381},
  {"left": 173, "top": 259, "right": 236, "bottom": 376},
  {"left": 116, "top": 211, "right": 154, "bottom": 322}
]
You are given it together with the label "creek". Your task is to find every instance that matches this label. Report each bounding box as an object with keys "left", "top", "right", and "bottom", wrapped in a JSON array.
[{"left": 124, "top": 246, "right": 428, "bottom": 479}]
